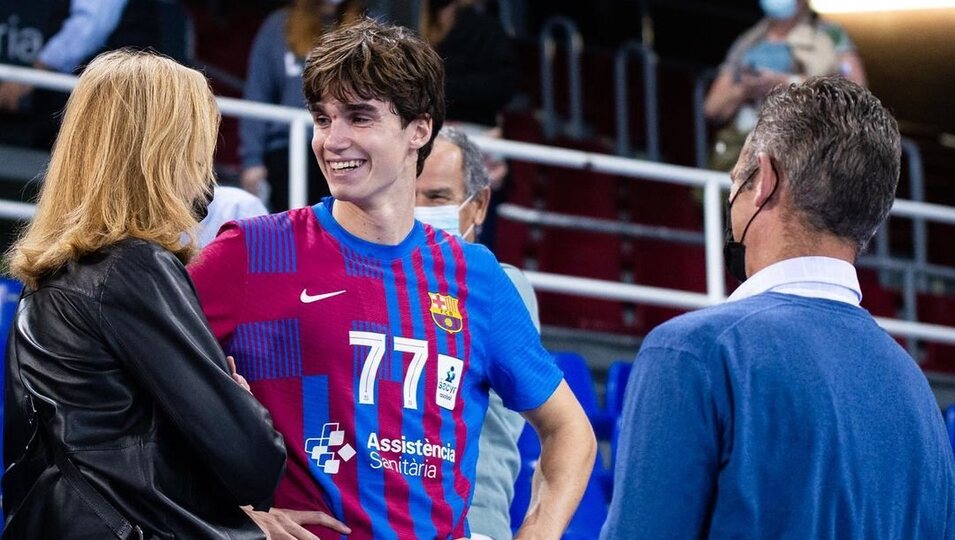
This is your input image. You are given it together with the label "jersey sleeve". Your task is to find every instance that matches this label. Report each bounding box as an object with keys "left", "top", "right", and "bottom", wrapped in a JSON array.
[
  {"left": 601, "top": 337, "right": 720, "bottom": 539},
  {"left": 484, "top": 263, "right": 562, "bottom": 412},
  {"left": 187, "top": 222, "right": 249, "bottom": 345}
]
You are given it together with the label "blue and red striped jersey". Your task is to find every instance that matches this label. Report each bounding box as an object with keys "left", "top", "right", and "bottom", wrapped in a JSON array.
[{"left": 189, "top": 198, "right": 562, "bottom": 539}]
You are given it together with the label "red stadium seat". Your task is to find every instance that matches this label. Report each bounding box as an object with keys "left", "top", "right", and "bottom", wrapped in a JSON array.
[
  {"left": 917, "top": 292, "right": 955, "bottom": 373},
  {"left": 857, "top": 269, "right": 900, "bottom": 318}
]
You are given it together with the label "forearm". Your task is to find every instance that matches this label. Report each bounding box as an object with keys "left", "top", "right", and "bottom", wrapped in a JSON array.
[
  {"left": 704, "top": 74, "right": 746, "bottom": 124},
  {"left": 515, "top": 407, "right": 595, "bottom": 539},
  {"left": 39, "top": 0, "right": 129, "bottom": 73}
]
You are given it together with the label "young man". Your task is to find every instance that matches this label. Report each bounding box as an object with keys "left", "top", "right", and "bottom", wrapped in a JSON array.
[
  {"left": 602, "top": 77, "right": 955, "bottom": 538},
  {"left": 415, "top": 127, "right": 539, "bottom": 540},
  {"left": 189, "top": 19, "right": 595, "bottom": 540}
]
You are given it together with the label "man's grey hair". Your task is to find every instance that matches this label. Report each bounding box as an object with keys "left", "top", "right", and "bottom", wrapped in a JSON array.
[
  {"left": 436, "top": 128, "right": 489, "bottom": 198},
  {"left": 743, "top": 76, "right": 901, "bottom": 253}
]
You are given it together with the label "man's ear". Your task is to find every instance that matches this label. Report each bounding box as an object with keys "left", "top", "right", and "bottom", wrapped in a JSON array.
[
  {"left": 753, "top": 151, "right": 780, "bottom": 208},
  {"left": 472, "top": 186, "right": 492, "bottom": 228},
  {"left": 408, "top": 115, "right": 433, "bottom": 150}
]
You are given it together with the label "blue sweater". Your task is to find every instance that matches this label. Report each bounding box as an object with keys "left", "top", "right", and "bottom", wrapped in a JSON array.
[
  {"left": 602, "top": 293, "right": 955, "bottom": 539},
  {"left": 239, "top": 9, "right": 310, "bottom": 168}
]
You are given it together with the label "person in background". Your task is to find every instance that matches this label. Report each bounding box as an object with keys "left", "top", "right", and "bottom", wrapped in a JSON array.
[
  {"left": 190, "top": 18, "right": 594, "bottom": 539},
  {"left": 0, "top": 0, "right": 159, "bottom": 146},
  {"left": 239, "top": 0, "right": 363, "bottom": 210},
  {"left": 420, "top": 0, "right": 517, "bottom": 249},
  {"left": 198, "top": 185, "right": 269, "bottom": 247},
  {"left": 703, "top": 0, "right": 866, "bottom": 170},
  {"left": 420, "top": 0, "right": 517, "bottom": 128},
  {"left": 415, "top": 127, "right": 538, "bottom": 540},
  {"left": 602, "top": 77, "right": 955, "bottom": 539},
  {"left": 2, "top": 49, "right": 285, "bottom": 537}
]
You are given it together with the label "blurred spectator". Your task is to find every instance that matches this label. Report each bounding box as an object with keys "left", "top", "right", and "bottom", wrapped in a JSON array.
[
  {"left": 239, "top": 0, "right": 363, "bottom": 210},
  {"left": 421, "top": 0, "right": 517, "bottom": 128},
  {"left": 420, "top": 0, "right": 516, "bottom": 250},
  {"left": 198, "top": 186, "right": 269, "bottom": 247},
  {"left": 0, "top": 0, "right": 161, "bottom": 147},
  {"left": 703, "top": 0, "right": 866, "bottom": 170}
]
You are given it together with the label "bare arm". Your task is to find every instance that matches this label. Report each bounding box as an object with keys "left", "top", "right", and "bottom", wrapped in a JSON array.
[
  {"left": 514, "top": 381, "right": 596, "bottom": 540},
  {"left": 703, "top": 70, "right": 748, "bottom": 125}
]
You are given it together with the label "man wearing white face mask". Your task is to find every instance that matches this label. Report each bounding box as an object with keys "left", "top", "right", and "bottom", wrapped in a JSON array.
[
  {"left": 703, "top": 0, "right": 867, "bottom": 171},
  {"left": 416, "top": 128, "right": 539, "bottom": 540}
]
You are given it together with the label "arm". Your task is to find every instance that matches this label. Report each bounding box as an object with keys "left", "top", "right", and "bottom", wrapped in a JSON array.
[
  {"left": 703, "top": 69, "right": 748, "bottom": 125},
  {"left": 600, "top": 344, "right": 720, "bottom": 539},
  {"left": 515, "top": 381, "right": 596, "bottom": 540},
  {"left": 188, "top": 224, "right": 248, "bottom": 343},
  {"left": 101, "top": 244, "right": 285, "bottom": 509},
  {"left": 240, "top": 12, "right": 285, "bottom": 176},
  {"left": 0, "top": 0, "right": 129, "bottom": 110},
  {"left": 39, "top": 0, "right": 130, "bottom": 73}
]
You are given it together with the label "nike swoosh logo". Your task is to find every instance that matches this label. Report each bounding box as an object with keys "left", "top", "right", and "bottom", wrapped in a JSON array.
[{"left": 300, "top": 289, "right": 347, "bottom": 303}]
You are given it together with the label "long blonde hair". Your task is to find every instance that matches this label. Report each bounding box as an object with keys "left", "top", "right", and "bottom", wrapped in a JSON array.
[{"left": 7, "top": 49, "right": 220, "bottom": 289}]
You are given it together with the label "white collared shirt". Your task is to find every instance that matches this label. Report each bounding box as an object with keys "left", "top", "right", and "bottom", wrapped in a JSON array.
[{"left": 726, "top": 256, "right": 862, "bottom": 306}]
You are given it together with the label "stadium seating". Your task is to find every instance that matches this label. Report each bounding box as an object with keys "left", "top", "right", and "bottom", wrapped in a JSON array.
[
  {"left": 553, "top": 352, "right": 614, "bottom": 438},
  {"left": 604, "top": 360, "right": 633, "bottom": 419},
  {"left": 917, "top": 292, "right": 955, "bottom": 373},
  {"left": 856, "top": 268, "right": 900, "bottom": 318}
]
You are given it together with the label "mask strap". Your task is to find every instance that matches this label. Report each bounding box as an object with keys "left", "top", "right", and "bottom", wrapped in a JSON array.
[
  {"left": 457, "top": 192, "right": 475, "bottom": 211},
  {"left": 736, "top": 161, "right": 781, "bottom": 244}
]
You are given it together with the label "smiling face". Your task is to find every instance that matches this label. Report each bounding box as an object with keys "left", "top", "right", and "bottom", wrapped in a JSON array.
[{"left": 311, "top": 95, "right": 431, "bottom": 210}]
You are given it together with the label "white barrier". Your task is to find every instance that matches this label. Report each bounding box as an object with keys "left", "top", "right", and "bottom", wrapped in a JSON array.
[{"left": 2, "top": 63, "right": 955, "bottom": 345}]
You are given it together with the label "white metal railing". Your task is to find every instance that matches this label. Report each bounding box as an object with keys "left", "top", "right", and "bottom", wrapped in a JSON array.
[{"left": 3, "top": 63, "right": 955, "bottom": 346}]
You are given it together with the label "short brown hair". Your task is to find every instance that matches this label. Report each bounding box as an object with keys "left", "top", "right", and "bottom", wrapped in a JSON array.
[
  {"left": 747, "top": 76, "right": 900, "bottom": 253},
  {"left": 302, "top": 18, "right": 445, "bottom": 176}
]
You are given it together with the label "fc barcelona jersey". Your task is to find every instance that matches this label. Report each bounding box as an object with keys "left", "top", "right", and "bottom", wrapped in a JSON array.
[{"left": 188, "top": 198, "right": 562, "bottom": 539}]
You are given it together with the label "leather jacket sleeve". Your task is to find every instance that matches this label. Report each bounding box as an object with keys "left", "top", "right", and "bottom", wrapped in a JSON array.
[{"left": 98, "top": 244, "right": 286, "bottom": 509}]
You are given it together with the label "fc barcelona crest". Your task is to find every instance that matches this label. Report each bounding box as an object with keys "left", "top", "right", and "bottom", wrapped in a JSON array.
[{"left": 428, "top": 292, "right": 463, "bottom": 333}]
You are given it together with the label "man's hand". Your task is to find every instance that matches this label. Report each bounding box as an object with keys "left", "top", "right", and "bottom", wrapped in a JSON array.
[
  {"left": 0, "top": 81, "right": 32, "bottom": 111},
  {"left": 241, "top": 506, "right": 351, "bottom": 540}
]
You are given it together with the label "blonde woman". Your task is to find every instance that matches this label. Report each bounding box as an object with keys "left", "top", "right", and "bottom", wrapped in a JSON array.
[{"left": 2, "top": 50, "right": 285, "bottom": 538}]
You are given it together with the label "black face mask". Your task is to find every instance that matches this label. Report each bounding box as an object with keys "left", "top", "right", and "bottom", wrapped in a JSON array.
[
  {"left": 723, "top": 164, "right": 778, "bottom": 282},
  {"left": 192, "top": 188, "right": 215, "bottom": 222}
]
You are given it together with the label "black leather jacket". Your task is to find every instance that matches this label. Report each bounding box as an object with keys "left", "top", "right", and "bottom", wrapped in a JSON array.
[{"left": 2, "top": 239, "right": 286, "bottom": 538}]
